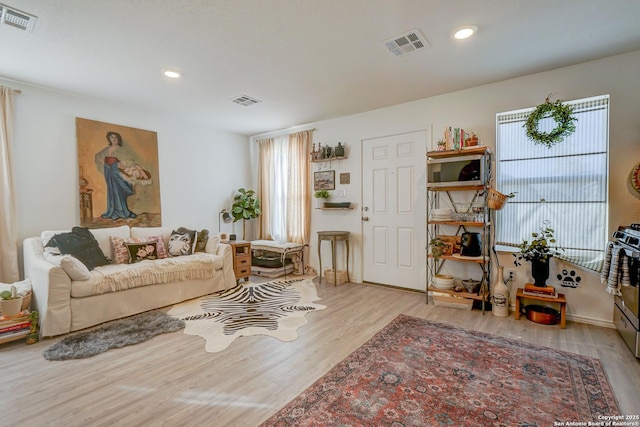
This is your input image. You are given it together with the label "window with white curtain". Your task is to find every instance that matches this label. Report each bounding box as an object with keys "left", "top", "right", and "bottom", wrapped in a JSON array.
[
  {"left": 267, "top": 134, "right": 290, "bottom": 242},
  {"left": 495, "top": 95, "right": 609, "bottom": 272}
]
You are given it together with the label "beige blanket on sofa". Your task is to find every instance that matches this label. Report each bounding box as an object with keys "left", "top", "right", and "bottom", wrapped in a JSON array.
[{"left": 71, "top": 253, "right": 222, "bottom": 297}]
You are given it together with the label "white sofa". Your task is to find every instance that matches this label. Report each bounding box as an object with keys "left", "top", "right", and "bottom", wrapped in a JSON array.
[{"left": 23, "top": 225, "right": 237, "bottom": 337}]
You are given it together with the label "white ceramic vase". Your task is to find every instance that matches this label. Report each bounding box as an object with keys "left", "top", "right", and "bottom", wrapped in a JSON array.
[{"left": 491, "top": 266, "right": 510, "bottom": 318}]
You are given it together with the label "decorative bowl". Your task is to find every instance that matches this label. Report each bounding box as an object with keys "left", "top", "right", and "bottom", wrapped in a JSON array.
[
  {"left": 433, "top": 274, "right": 455, "bottom": 289},
  {"left": 461, "top": 278, "right": 481, "bottom": 293},
  {"left": 431, "top": 208, "right": 453, "bottom": 217}
]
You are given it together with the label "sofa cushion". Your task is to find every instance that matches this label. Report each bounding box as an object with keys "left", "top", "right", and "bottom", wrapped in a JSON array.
[
  {"left": 205, "top": 235, "right": 220, "bottom": 254},
  {"left": 168, "top": 227, "right": 198, "bottom": 256},
  {"left": 88, "top": 225, "right": 131, "bottom": 261},
  {"left": 44, "top": 252, "right": 92, "bottom": 281},
  {"left": 126, "top": 241, "right": 158, "bottom": 263},
  {"left": 47, "top": 227, "right": 110, "bottom": 270},
  {"left": 131, "top": 226, "right": 172, "bottom": 245},
  {"left": 195, "top": 229, "right": 209, "bottom": 252},
  {"left": 111, "top": 235, "right": 168, "bottom": 263}
]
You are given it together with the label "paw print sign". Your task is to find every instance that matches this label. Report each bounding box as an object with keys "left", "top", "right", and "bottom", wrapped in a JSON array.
[{"left": 557, "top": 269, "right": 581, "bottom": 288}]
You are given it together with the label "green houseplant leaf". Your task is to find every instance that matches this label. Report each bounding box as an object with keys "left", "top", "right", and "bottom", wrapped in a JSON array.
[{"left": 231, "top": 188, "right": 262, "bottom": 222}]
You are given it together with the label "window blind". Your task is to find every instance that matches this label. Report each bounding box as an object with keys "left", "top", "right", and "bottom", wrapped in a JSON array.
[{"left": 495, "top": 95, "right": 609, "bottom": 272}]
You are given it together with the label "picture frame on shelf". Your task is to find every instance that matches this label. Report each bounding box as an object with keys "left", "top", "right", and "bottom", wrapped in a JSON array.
[{"left": 314, "top": 170, "right": 335, "bottom": 190}]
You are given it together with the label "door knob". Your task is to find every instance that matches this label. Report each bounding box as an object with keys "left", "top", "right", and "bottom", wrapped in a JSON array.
[{"left": 362, "top": 216, "right": 369, "bottom": 221}]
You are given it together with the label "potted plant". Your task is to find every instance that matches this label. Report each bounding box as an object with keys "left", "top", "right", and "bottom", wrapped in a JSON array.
[
  {"left": 314, "top": 190, "right": 330, "bottom": 208},
  {"left": 513, "top": 221, "right": 564, "bottom": 287},
  {"left": 429, "top": 237, "right": 448, "bottom": 263},
  {"left": 231, "top": 188, "right": 262, "bottom": 240},
  {"left": 0, "top": 286, "right": 24, "bottom": 318}
]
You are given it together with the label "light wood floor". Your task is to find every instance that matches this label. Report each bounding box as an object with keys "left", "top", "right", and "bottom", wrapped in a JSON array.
[{"left": 1, "top": 279, "right": 638, "bottom": 426}]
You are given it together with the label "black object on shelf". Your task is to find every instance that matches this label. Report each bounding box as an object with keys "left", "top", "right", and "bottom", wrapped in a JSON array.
[{"left": 324, "top": 202, "right": 351, "bottom": 208}]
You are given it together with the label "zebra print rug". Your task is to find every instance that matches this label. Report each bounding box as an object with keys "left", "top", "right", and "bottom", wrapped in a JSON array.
[{"left": 167, "top": 278, "right": 326, "bottom": 352}]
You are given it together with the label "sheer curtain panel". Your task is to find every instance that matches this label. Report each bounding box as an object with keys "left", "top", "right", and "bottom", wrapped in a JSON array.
[
  {"left": 258, "top": 129, "right": 313, "bottom": 244},
  {"left": 0, "top": 86, "right": 19, "bottom": 282}
]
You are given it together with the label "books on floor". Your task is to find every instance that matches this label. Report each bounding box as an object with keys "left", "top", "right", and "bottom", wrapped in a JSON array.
[{"left": 0, "top": 310, "right": 31, "bottom": 338}]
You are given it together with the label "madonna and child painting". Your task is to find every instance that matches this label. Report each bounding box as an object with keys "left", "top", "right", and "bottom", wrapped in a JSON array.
[{"left": 76, "top": 118, "right": 162, "bottom": 228}]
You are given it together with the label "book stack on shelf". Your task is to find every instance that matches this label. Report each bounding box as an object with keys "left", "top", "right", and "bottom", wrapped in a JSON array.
[
  {"left": 0, "top": 310, "right": 31, "bottom": 344},
  {"left": 522, "top": 283, "right": 558, "bottom": 299}
]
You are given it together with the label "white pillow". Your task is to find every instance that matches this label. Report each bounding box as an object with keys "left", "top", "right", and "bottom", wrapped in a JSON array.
[
  {"left": 131, "top": 226, "right": 172, "bottom": 245},
  {"left": 43, "top": 252, "right": 91, "bottom": 281},
  {"left": 0, "top": 278, "right": 32, "bottom": 297},
  {"left": 205, "top": 235, "right": 221, "bottom": 254},
  {"left": 89, "top": 225, "right": 131, "bottom": 261}
]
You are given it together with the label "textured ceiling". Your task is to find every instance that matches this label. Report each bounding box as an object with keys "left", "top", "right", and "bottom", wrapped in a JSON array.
[{"left": 2, "top": 0, "right": 640, "bottom": 136}]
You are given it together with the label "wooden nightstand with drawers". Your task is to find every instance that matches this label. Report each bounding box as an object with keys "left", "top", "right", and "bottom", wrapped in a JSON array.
[{"left": 229, "top": 241, "right": 251, "bottom": 283}]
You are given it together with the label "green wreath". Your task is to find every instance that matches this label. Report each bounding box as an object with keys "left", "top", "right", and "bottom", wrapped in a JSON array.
[{"left": 524, "top": 99, "right": 577, "bottom": 148}]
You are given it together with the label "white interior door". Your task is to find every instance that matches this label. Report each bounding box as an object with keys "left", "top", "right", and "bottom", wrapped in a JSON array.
[{"left": 362, "top": 131, "right": 426, "bottom": 290}]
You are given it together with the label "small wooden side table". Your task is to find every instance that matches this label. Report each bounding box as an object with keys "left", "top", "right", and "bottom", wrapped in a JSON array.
[
  {"left": 317, "top": 231, "right": 350, "bottom": 286},
  {"left": 229, "top": 241, "right": 251, "bottom": 283},
  {"left": 515, "top": 288, "right": 567, "bottom": 329}
]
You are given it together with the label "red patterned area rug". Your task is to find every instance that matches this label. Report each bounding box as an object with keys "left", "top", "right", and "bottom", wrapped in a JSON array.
[{"left": 261, "top": 314, "right": 620, "bottom": 427}]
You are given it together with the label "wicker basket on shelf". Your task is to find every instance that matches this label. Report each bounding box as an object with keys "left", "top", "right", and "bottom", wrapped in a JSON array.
[
  {"left": 21, "top": 291, "right": 32, "bottom": 311},
  {"left": 487, "top": 188, "right": 508, "bottom": 210}
]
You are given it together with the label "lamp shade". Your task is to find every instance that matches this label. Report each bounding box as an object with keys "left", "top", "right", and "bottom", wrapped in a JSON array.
[{"left": 218, "top": 209, "right": 232, "bottom": 232}]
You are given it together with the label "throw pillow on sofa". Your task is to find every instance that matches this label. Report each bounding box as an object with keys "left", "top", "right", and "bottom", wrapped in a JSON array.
[
  {"left": 46, "top": 227, "right": 110, "bottom": 270},
  {"left": 110, "top": 235, "right": 168, "bottom": 263},
  {"left": 168, "top": 227, "right": 198, "bottom": 257},
  {"left": 195, "top": 229, "right": 209, "bottom": 252},
  {"left": 43, "top": 252, "right": 92, "bottom": 281},
  {"left": 205, "top": 234, "right": 220, "bottom": 254},
  {"left": 126, "top": 241, "right": 158, "bottom": 263}
]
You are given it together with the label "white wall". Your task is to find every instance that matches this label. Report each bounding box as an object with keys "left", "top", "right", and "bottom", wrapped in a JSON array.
[
  {"left": 4, "top": 79, "right": 252, "bottom": 252},
  {"left": 254, "top": 49, "right": 640, "bottom": 327}
]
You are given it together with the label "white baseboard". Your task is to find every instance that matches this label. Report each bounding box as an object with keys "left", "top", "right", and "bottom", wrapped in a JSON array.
[{"left": 565, "top": 314, "right": 615, "bottom": 329}]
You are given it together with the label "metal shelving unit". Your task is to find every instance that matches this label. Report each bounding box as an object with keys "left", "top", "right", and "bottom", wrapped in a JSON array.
[{"left": 426, "top": 147, "right": 492, "bottom": 313}]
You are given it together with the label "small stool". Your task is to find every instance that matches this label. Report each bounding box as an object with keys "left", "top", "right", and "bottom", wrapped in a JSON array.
[
  {"left": 515, "top": 288, "right": 567, "bottom": 329},
  {"left": 317, "top": 231, "right": 350, "bottom": 285}
]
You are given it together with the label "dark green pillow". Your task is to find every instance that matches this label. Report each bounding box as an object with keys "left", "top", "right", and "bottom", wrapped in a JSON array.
[
  {"left": 195, "top": 229, "right": 209, "bottom": 252},
  {"left": 126, "top": 241, "right": 158, "bottom": 263},
  {"left": 49, "top": 227, "right": 110, "bottom": 270}
]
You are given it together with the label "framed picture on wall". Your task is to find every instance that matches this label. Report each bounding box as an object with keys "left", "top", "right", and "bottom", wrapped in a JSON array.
[{"left": 314, "top": 170, "right": 335, "bottom": 190}]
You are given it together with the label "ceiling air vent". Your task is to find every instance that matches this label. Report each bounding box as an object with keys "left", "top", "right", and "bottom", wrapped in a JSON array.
[
  {"left": 0, "top": 3, "right": 37, "bottom": 32},
  {"left": 231, "top": 95, "right": 261, "bottom": 107},
  {"left": 383, "top": 29, "right": 429, "bottom": 57}
]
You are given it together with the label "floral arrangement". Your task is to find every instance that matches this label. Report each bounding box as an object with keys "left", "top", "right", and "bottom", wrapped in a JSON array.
[{"left": 513, "top": 221, "right": 564, "bottom": 266}]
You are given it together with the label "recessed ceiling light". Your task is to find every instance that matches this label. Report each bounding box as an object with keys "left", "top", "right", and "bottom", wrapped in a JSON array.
[
  {"left": 162, "top": 69, "right": 182, "bottom": 79},
  {"left": 453, "top": 25, "right": 478, "bottom": 40}
]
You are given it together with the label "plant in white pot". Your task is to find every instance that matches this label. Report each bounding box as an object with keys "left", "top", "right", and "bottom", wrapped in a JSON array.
[
  {"left": 0, "top": 286, "right": 24, "bottom": 318},
  {"left": 314, "top": 190, "right": 330, "bottom": 208}
]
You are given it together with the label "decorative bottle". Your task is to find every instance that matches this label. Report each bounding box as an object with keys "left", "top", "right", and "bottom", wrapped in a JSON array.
[
  {"left": 491, "top": 265, "right": 510, "bottom": 318},
  {"left": 334, "top": 142, "right": 345, "bottom": 157}
]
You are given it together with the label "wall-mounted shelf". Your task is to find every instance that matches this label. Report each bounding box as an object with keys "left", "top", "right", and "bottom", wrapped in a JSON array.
[
  {"left": 317, "top": 207, "right": 353, "bottom": 210},
  {"left": 311, "top": 156, "right": 347, "bottom": 163}
]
